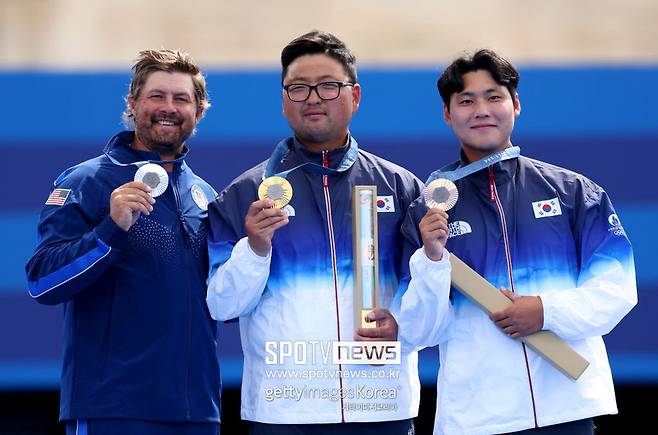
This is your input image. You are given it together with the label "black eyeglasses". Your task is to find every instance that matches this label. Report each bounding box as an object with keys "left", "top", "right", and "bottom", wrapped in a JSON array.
[{"left": 283, "top": 81, "right": 355, "bottom": 102}]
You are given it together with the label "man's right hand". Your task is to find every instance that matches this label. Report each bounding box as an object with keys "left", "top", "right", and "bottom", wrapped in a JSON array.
[
  {"left": 110, "top": 181, "right": 155, "bottom": 231},
  {"left": 246, "top": 199, "right": 289, "bottom": 257},
  {"left": 419, "top": 208, "right": 449, "bottom": 261}
]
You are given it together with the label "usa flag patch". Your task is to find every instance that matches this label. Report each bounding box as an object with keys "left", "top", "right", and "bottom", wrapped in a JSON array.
[
  {"left": 532, "top": 197, "right": 562, "bottom": 218},
  {"left": 45, "top": 188, "right": 71, "bottom": 206}
]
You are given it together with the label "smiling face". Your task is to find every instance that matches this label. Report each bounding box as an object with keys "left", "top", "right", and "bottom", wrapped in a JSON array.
[
  {"left": 128, "top": 70, "right": 202, "bottom": 158},
  {"left": 282, "top": 53, "right": 360, "bottom": 152},
  {"left": 444, "top": 69, "right": 521, "bottom": 162}
]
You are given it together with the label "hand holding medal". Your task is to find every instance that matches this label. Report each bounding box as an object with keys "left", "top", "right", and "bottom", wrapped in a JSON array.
[
  {"left": 257, "top": 176, "right": 293, "bottom": 208},
  {"left": 110, "top": 179, "right": 156, "bottom": 232},
  {"left": 246, "top": 177, "right": 292, "bottom": 257},
  {"left": 420, "top": 178, "right": 457, "bottom": 261},
  {"left": 110, "top": 163, "right": 167, "bottom": 231}
]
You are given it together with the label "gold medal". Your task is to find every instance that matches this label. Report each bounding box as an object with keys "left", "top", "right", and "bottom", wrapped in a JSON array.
[
  {"left": 258, "top": 176, "right": 293, "bottom": 208},
  {"left": 424, "top": 178, "right": 459, "bottom": 211}
]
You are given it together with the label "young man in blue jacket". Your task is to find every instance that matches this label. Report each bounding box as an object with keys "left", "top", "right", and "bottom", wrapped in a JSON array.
[
  {"left": 26, "top": 49, "right": 220, "bottom": 435},
  {"left": 397, "top": 49, "right": 637, "bottom": 434},
  {"left": 206, "top": 31, "right": 429, "bottom": 434}
]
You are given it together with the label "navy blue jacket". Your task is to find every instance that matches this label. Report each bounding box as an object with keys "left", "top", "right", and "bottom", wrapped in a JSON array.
[{"left": 25, "top": 131, "right": 220, "bottom": 423}]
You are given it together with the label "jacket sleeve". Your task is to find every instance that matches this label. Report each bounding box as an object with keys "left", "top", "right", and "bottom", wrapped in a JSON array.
[
  {"left": 206, "top": 183, "right": 271, "bottom": 321},
  {"left": 395, "top": 199, "right": 454, "bottom": 350},
  {"left": 25, "top": 171, "right": 129, "bottom": 305},
  {"left": 540, "top": 183, "right": 637, "bottom": 340},
  {"left": 398, "top": 249, "right": 453, "bottom": 348}
]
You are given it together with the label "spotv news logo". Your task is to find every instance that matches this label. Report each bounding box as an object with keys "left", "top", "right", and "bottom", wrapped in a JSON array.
[{"left": 264, "top": 341, "right": 401, "bottom": 365}]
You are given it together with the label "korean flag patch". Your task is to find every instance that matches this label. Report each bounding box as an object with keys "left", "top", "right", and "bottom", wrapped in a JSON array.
[
  {"left": 532, "top": 197, "right": 562, "bottom": 218},
  {"left": 376, "top": 195, "right": 395, "bottom": 213}
]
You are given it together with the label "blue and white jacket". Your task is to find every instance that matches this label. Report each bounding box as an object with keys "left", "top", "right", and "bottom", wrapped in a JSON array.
[
  {"left": 25, "top": 131, "right": 220, "bottom": 423},
  {"left": 206, "top": 136, "right": 425, "bottom": 423},
  {"left": 398, "top": 152, "right": 637, "bottom": 434}
]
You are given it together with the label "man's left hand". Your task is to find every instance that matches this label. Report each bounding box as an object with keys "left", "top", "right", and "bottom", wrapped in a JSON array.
[
  {"left": 490, "top": 289, "right": 544, "bottom": 339},
  {"left": 355, "top": 308, "right": 398, "bottom": 342}
]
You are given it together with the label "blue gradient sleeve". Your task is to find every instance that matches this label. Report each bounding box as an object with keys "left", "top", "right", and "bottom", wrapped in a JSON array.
[
  {"left": 206, "top": 181, "right": 271, "bottom": 320},
  {"left": 541, "top": 185, "right": 637, "bottom": 339}
]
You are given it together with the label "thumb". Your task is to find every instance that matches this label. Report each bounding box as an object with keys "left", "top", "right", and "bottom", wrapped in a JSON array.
[
  {"left": 365, "top": 309, "right": 378, "bottom": 322},
  {"left": 366, "top": 308, "right": 392, "bottom": 322}
]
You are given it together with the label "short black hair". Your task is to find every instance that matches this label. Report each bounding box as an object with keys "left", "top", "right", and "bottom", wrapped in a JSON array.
[
  {"left": 438, "top": 49, "right": 520, "bottom": 110},
  {"left": 281, "top": 30, "right": 357, "bottom": 84}
]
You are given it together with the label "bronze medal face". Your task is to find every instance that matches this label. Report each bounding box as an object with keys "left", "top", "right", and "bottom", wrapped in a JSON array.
[
  {"left": 258, "top": 176, "right": 293, "bottom": 209},
  {"left": 424, "top": 178, "right": 459, "bottom": 211}
]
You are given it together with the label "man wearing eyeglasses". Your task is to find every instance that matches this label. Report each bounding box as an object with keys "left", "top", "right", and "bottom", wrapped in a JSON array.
[{"left": 205, "top": 31, "right": 428, "bottom": 434}]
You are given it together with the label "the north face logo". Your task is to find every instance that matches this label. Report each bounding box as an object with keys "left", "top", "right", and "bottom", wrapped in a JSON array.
[{"left": 448, "top": 221, "right": 472, "bottom": 238}]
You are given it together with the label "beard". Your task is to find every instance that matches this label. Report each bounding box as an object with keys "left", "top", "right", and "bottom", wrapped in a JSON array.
[{"left": 134, "top": 115, "right": 194, "bottom": 156}]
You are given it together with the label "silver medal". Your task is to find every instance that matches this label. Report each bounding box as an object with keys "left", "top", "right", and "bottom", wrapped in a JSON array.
[{"left": 134, "top": 163, "right": 168, "bottom": 197}]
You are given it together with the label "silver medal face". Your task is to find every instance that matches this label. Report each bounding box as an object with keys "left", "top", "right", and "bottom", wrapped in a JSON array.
[
  {"left": 134, "top": 163, "right": 169, "bottom": 197},
  {"left": 424, "top": 178, "right": 459, "bottom": 211}
]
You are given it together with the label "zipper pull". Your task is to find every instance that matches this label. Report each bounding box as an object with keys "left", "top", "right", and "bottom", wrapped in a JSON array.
[{"left": 488, "top": 166, "right": 496, "bottom": 202}]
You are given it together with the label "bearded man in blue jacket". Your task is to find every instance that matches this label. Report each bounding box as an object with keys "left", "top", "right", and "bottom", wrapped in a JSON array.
[{"left": 26, "top": 49, "right": 221, "bottom": 435}]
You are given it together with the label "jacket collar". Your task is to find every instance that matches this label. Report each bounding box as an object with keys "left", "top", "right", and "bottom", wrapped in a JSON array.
[
  {"left": 280, "top": 134, "right": 352, "bottom": 171},
  {"left": 103, "top": 131, "right": 189, "bottom": 171}
]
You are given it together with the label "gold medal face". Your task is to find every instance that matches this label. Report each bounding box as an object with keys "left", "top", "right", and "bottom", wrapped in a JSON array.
[
  {"left": 258, "top": 176, "right": 293, "bottom": 208},
  {"left": 424, "top": 178, "right": 459, "bottom": 211}
]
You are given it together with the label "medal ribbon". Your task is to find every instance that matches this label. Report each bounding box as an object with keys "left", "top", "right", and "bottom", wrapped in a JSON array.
[
  {"left": 425, "top": 146, "right": 521, "bottom": 185},
  {"left": 262, "top": 136, "right": 359, "bottom": 180},
  {"left": 103, "top": 152, "right": 185, "bottom": 168},
  {"left": 103, "top": 148, "right": 185, "bottom": 198}
]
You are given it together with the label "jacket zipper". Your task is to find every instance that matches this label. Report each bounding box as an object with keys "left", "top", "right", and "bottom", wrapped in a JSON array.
[
  {"left": 488, "top": 166, "right": 539, "bottom": 428},
  {"left": 322, "top": 150, "right": 346, "bottom": 423},
  {"left": 172, "top": 171, "right": 191, "bottom": 248},
  {"left": 172, "top": 170, "right": 193, "bottom": 420}
]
